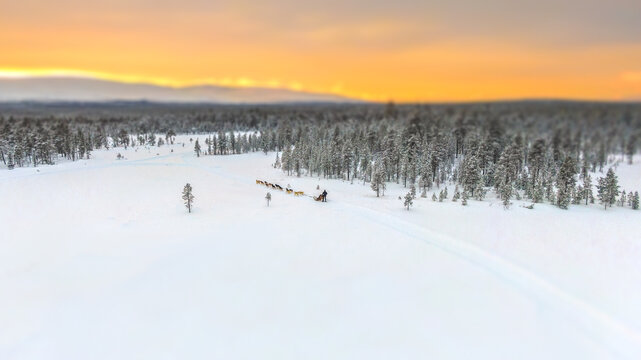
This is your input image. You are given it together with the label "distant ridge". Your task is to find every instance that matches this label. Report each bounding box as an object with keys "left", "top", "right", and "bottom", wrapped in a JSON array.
[{"left": 0, "top": 77, "right": 359, "bottom": 104}]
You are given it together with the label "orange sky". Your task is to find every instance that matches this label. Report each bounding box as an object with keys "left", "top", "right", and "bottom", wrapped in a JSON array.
[{"left": 1, "top": 0, "right": 641, "bottom": 102}]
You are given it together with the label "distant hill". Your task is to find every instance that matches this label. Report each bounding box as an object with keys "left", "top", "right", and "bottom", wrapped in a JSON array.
[{"left": 0, "top": 77, "right": 358, "bottom": 104}]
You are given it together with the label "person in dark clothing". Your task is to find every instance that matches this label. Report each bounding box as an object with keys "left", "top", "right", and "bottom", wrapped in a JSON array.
[{"left": 322, "top": 190, "right": 328, "bottom": 202}]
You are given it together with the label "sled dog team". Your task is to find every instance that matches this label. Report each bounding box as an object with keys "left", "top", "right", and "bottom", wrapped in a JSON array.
[{"left": 256, "top": 180, "right": 304, "bottom": 196}]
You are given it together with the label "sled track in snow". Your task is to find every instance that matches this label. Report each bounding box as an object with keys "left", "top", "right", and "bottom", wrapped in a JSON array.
[{"left": 328, "top": 200, "right": 641, "bottom": 359}]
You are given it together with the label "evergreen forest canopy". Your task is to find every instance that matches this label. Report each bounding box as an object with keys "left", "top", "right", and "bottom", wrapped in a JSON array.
[{"left": 1, "top": 101, "right": 640, "bottom": 209}]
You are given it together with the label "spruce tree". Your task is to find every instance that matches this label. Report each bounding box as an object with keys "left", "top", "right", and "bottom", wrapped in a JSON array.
[
  {"left": 452, "top": 184, "right": 460, "bottom": 202},
  {"left": 597, "top": 168, "right": 619, "bottom": 209},
  {"left": 632, "top": 192, "right": 639, "bottom": 210},
  {"left": 274, "top": 152, "right": 281, "bottom": 168},
  {"left": 531, "top": 180, "right": 544, "bottom": 203},
  {"left": 619, "top": 190, "right": 627, "bottom": 207},
  {"left": 182, "top": 183, "right": 194, "bottom": 213},
  {"left": 404, "top": 192, "right": 414, "bottom": 210},
  {"left": 371, "top": 163, "right": 386, "bottom": 197},
  {"left": 194, "top": 139, "right": 201, "bottom": 157},
  {"left": 499, "top": 181, "right": 513, "bottom": 209},
  {"left": 419, "top": 179, "right": 428, "bottom": 198},
  {"left": 555, "top": 157, "right": 576, "bottom": 209},
  {"left": 460, "top": 150, "right": 481, "bottom": 196},
  {"left": 582, "top": 174, "right": 594, "bottom": 205},
  {"left": 573, "top": 185, "right": 583, "bottom": 205},
  {"left": 474, "top": 182, "right": 486, "bottom": 201}
]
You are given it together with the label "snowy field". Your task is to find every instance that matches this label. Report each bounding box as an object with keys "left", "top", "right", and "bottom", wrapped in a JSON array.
[{"left": 1, "top": 135, "right": 640, "bottom": 359}]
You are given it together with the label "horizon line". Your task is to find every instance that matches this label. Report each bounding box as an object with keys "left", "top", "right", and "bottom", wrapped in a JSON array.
[{"left": 1, "top": 70, "right": 640, "bottom": 104}]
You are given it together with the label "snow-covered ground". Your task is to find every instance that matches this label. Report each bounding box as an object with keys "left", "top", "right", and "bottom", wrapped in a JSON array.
[{"left": 1, "top": 135, "right": 640, "bottom": 359}]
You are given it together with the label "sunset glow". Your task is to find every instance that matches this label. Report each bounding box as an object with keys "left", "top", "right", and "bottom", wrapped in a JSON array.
[{"left": 1, "top": 0, "right": 641, "bottom": 102}]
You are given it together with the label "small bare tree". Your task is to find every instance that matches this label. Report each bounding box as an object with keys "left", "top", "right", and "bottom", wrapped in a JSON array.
[{"left": 265, "top": 192, "right": 272, "bottom": 207}]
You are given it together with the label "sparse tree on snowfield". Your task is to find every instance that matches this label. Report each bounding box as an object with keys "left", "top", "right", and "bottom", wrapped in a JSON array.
[
  {"left": 404, "top": 192, "right": 414, "bottom": 210},
  {"left": 194, "top": 139, "right": 201, "bottom": 157},
  {"left": 597, "top": 168, "right": 619, "bottom": 209},
  {"left": 632, "top": 192, "right": 640, "bottom": 210},
  {"left": 265, "top": 192, "right": 272, "bottom": 207},
  {"left": 432, "top": 193, "right": 438, "bottom": 201},
  {"left": 182, "top": 183, "right": 194, "bottom": 213}
]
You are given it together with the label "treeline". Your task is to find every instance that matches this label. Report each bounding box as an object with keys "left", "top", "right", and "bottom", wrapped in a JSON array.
[
  {"left": 272, "top": 106, "right": 640, "bottom": 210},
  {"left": 1, "top": 101, "right": 640, "bottom": 209}
]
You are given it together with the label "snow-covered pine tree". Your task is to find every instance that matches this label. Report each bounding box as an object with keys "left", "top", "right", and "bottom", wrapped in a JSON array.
[
  {"left": 531, "top": 180, "right": 544, "bottom": 203},
  {"left": 438, "top": 189, "right": 446, "bottom": 202},
  {"left": 274, "top": 152, "right": 280, "bottom": 168},
  {"left": 474, "top": 181, "right": 486, "bottom": 201},
  {"left": 573, "top": 185, "right": 583, "bottom": 205},
  {"left": 419, "top": 152, "right": 433, "bottom": 193},
  {"left": 626, "top": 134, "right": 637, "bottom": 165},
  {"left": 194, "top": 139, "right": 201, "bottom": 157},
  {"left": 404, "top": 192, "right": 413, "bottom": 210},
  {"left": 182, "top": 183, "right": 194, "bottom": 213},
  {"left": 632, "top": 191, "right": 640, "bottom": 210},
  {"left": 281, "top": 146, "right": 292, "bottom": 175},
  {"left": 597, "top": 168, "right": 619, "bottom": 209},
  {"left": 461, "top": 191, "right": 468, "bottom": 206},
  {"left": 265, "top": 192, "right": 272, "bottom": 207},
  {"left": 371, "top": 162, "right": 386, "bottom": 197},
  {"left": 499, "top": 181, "right": 512, "bottom": 209},
  {"left": 582, "top": 174, "right": 594, "bottom": 205},
  {"left": 432, "top": 193, "right": 438, "bottom": 201},
  {"left": 419, "top": 178, "right": 427, "bottom": 197},
  {"left": 619, "top": 190, "right": 627, "bottom": 207},
  {"left": 452, "top": 184, "right": 460, "bottom": 202},
  {"left": 555, "top": 156, "right": 576, "bottom": 209},
  {"left": 459, "top": 150, "right": 481, "bottom": 196}
]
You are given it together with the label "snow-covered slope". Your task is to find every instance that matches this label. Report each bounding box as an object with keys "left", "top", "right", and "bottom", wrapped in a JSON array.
[
  {"left": 1, "top": 136, "right": 640, "bottom": 359},
  {"left": 0, "top": 77, "right": 356, "bottom": 104}
]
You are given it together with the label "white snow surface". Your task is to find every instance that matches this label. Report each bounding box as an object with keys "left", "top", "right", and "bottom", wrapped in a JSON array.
[{"left": 1, "top": 136, "right": 640, "bottom": 359}]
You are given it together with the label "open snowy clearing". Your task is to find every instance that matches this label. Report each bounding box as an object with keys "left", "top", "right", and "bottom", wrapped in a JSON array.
[{"left": 1, "top": 135, "right": 640, "bottom": 359}]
